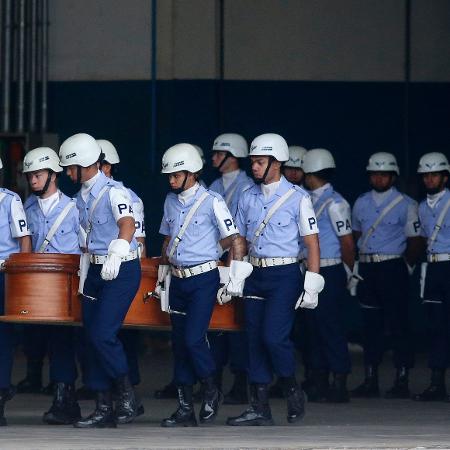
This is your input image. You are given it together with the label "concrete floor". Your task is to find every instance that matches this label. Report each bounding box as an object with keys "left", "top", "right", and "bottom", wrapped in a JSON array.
[{"left": 1, "top": 341, "right": 450, "bottom": 449}]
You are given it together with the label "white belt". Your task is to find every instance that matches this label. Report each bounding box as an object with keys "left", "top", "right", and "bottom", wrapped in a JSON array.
[
  {"left": 90, "top": 249, "right": 140, "bottom": 265},
  {"left": 427, "top": 253, "right": 450, "bottom": 263},
  {"left": 320, "top": 258, "right": 342, "bottom": 267},
  {"left": 250, "top": 256, "right": 298, "bottom": 268},
  {"left": 171, "top": 261, "right": 217, "bottom": 278},
  {"left": 359, "top": 254, "right": 401, "bottom": 263}
]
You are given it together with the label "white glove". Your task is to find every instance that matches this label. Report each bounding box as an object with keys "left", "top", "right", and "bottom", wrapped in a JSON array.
[
  {"left": 295, "top": 271, "right": 325, "bottom": 310},
  {"left": 78, "top": 253, "right": 90, "bottom": 294},
  {"left": 217, "top": 266, "right": 232, "bottom": 305},
  {"left": 154, "top": 264, "right": 170, "bottom": 299},
  {"left": 224, "top": 260, "right": 253, "bottom": 297},
  {"left": 345, "top": 261, "right": 363, "bottom": 295},
  {"left": 405, "top": 260, "right": 415, "bottom": 276},
  {"left": 100, "top": 239, "right": 130, "bottom": 281}
]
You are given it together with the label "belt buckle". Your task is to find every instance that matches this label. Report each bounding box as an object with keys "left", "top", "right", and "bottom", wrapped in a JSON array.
[
  {"left": 431, "top": 254, "right": 437, "bottom": 263},
  {"left": 188, "top": 267, "right": 195, "bottom": 277}
]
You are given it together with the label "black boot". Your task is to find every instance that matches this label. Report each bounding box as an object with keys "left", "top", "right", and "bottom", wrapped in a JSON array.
[
  {"left": 282, "top": 377, "right": 305, "bottom": 423},
  {"left": 385, "top": 367, "right": 410, "bottom": 399},
  {"left": 224, "top": 371, "right": 248, "bottom": 405},
  {"left": 226, "top": 384, "right": 274, "bottom": 426},
  {"left": 0, "top": 387, "right": 15, "bottom": 427},
  {"left": 154, "top": 380, "right": 178, "bottom": 399},
  {"left": 16, "top": 359, "right": 43, "bottom": 394},
  {"left": 412, "top": 369, "right": 447, "bottom": 401},
  {"left": 327, "top": 373, "right": 350, "bottom": 403},
  {"left": 268, "top": 377, "right": 284, "bottom": 398},
  {"left": 351, "top": 365, "right": 379, "bottom": 398},
  {"left": 304, "top": 369, "right": 329, "bottom": 402},
  {"left": 161, "top": 385, "right": 197, "bottom": 427},
  {"left": 199, "top": 376, "right": 222, "bottom": 424},
  {"left": 43, "top": 383, "right": 81, "bottom": 425},
  {"left": 114, "top": 375, "right": 138, "bottom": 424},
  {"left": 73, "top": 391, "right": 116, "bottom": 428}
]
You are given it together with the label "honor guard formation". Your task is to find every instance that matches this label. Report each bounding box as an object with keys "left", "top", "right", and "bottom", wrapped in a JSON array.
[{"left": 1, "top": 132, "right": 450, "bottom": 428}]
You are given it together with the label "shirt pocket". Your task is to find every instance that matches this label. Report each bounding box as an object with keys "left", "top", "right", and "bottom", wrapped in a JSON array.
[
  {"left": 93, "top": 213, "right": 109, "bottom": 226},
  {"left": 191, "top": 213, "right": 208, "bottom": 237}
]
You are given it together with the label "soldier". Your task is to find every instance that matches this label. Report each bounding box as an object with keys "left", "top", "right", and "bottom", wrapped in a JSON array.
[
  {"left": 0, "top": 156, "right": 31, "bottom": 425},
  {"left": 227, "top": 134, "right": 323, "bottom": 426},
  {"left": 413, "top": 152, "right": 450, "bottom": 401},
  {"left": 59, "top": 133, "right": 141, "bottom": 428},
  {"left": 157, "top": 143, "right": 246, "bottom": 427},
  {"left": 351, "top": 152, "right": 421, "bottom": 398},
  {"left": 208, "top": 133, "right": 253, "bottom": 404},
  {"left": 22, "top": 147, "right": 82, "bottom": 424},
  {"left": 302, "top": 148, "right": 354, "bottom": 402}
]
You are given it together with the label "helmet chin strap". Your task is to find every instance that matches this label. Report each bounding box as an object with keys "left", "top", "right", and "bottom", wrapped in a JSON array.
[
  {"left": 76, "top": 166, "right": 82, "bottom": 185},
  {"left": 217, "top": 152, "right": 231, "bottom": 171},
  {"left": 254, "top": 157, "right": 274, "bottom": 185},
  {"left": 31, "top": 171, "right": 53, "bottom": 197},
  {"left": 171, "top": 171, "right": 189, "bottom": 194}
]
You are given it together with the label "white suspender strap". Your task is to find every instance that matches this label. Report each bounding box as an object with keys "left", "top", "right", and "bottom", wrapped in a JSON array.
[
  {"left": 360, "top": 194, "right": 403, "bottom": 252},
  {"left": 168, "top": 191, "right": 210, "bottom": 259},
  {"left": 315, "top": 198, "right": 334, "bottom": 220},
  {"left": 38, "top": 201, "right": 75, "bottom": 253},
  {"left": 252, "top": 188, "right": 296, "bottom": 246},
  {"left": 224, "top": 183, "right": 238, "bottom": 206},
  {"left": 429, "top": 198, "right": 450, "bottom": 247}
]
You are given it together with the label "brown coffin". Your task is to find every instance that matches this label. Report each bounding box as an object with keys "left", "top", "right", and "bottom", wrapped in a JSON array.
[
  {"left": 123, "top": 257, "right": 171, "bottom": 329},
  {"left": 1, "top": 253, "right": 81, "bottom": 324}
]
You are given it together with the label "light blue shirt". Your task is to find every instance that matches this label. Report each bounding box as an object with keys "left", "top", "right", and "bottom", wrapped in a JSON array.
[
  {"left": 159, "top": 185, "right": 236, "bottom": 266},
  {"left": 419, "top": 189, "right": 450, "bottom": 254},
  {"left": 76, "top": 172, "right": 138, "bottom": 255},
  {"left": 311, "top": 184, "right": 352, "bottom": 259},
  {"left": 0, "top": 188, "right": 29, "bottom": 259},
  {"left": 352, "top": 187, "right": 420, "bottom": 255},
  {"left": 235, "top": 176, "right": 318, "bottom": 258},
  {"left": 25, "top": 192, "right": 80, "bottom": 254},
  {"left": 209, "top": 170, "right": 253, "bottom": 217}
]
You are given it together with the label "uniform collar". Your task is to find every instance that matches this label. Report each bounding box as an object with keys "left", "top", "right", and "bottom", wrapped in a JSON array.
[
  {"left": 310, "top": 183, "right": 332, "bottom": 204},
  {"left": 89, "top": 171, "right": 111, "bottom": 199},
  {"left": 252, "top": 176, "right": 292, "bottom": 201},
  {"left": 178, "top": 182, "right": 201, "bottom": 206},
  {"left": 426, "top": 188, "right": 448, "bottom": 209},
  {"left": 371, "top": 186, "right": 396, "bottom": 207}
]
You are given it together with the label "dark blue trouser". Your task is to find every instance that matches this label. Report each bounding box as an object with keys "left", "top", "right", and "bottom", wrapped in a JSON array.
[
  {"left": 304, "top": 264, "right": 351, "bottom": 374},
  {"left": 82, "top": 259, "right": 141, "bottom": 391},
  {"left": 170, "top": 269, "right": 219, "bottom": 386},
  {"left": 422, "top": 261, "right": 450, "bottom": 369},
  {"left": 23, "top": 324, "right": 77, "bottom": 384},
  {"left": 243, "top": 264, "right": 303, "bottom": 384},
  {"left": 0, "top": 272, "right": 14, "bottom": 389},
  {"left": 357, "top": 258, "right": 414, "bottom": 368},
  {"left": 208, "top": 331, "right": 249, "bottom": 374},
  {"left": 76, "top": 328, "right": 141, "bottom": 386}
]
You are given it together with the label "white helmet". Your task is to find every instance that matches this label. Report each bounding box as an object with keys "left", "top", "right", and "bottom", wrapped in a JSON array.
[
  {"left": 302, "top": 148, "right": 336, "bottom": 173},
  {"left": 417, "top": 152, "right": 450, "bottom": 174},
  {"left": 249, "top": 133, "right": 289, "bottom": 162},
  {"left": 161, "top": 143, "right": 203, "bottom": 174},
  {"left": 23, "top": 147, "right": 63, "bottom": 173},
  {"left": 366, "top": 152, "right": 399, "bottom": 175},
  {"left": 96, "top": 139, "right": 120, "bottom": 164},
  {"left": 212, "top": 133, "right": 248, "bottom": 158},
  {"left": 193, "top": 145, "right": 205, "bottom": 163},
  {"left": 285, "top": 146, "right": 307, "bottom": 169},
  {"left": 59, "top": 133, "right": 102, "bottom": 168}
]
